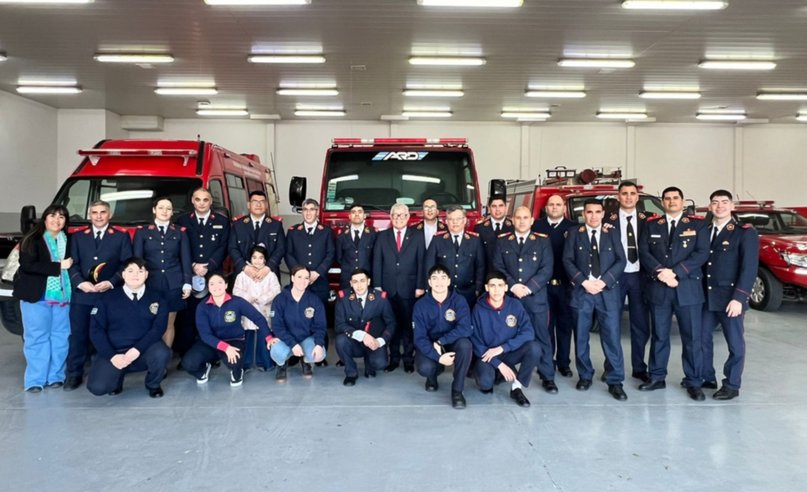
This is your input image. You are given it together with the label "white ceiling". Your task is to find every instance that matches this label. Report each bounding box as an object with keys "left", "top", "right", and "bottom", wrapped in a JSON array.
[{"left": 2, "top": 0, "right": 807, "bottom": 123}]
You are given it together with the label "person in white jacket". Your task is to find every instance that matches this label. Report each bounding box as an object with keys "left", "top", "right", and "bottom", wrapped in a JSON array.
[{"left": 233, "top": 245, "right": 281, "bottom": 371}]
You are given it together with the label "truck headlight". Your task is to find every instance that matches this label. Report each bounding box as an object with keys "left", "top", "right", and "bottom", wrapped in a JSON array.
[{"left": 781, "top": 252, "right": 807, "bottom": 267}]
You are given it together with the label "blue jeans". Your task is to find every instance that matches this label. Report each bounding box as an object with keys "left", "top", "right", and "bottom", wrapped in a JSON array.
[
  {"left": 270, "top": 336, "right": 325, "bottom": 366},
  {"left": 21, "top": 300, "right": 70, "bottom": 389}
]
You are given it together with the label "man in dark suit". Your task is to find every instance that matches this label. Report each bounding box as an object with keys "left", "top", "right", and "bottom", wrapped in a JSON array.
[
  {"left": 602, "top": 181, "right": 654, "bottom": 384},
  {"left": 335, "top": 203, "right": 376, "bottom": 290},
  {"left": 175, "top": 187, "right": 231, "bottom": 356},
  {"left": 285, "top": 198, "right": 335, "bottom": 305},
  {"left": 425, "top": 205, "right": 485, "bottom": 309},
  {"left": 373, "top": 203, "right": 426, "bottom": 373},
  {"left": 415, "top": 198, "right": 447, "bottom": 250},
  {"left": 701, "top": 189, "right": 759, "bottom": 400},
  {"left": 229, "top": 190, "right": 285, "bottom": 278},
  {"left": 334, "top": 268, "right": 396, "bottom": 386},
  {"left": 475, "top": 196, "right": 513, "bottom": 272},
  {"left": 532, "top": 194, "right": 577, "bottom": 378},
  {"left": 638, "top": 186, "right": 710, "bottom": 400},
  {"left": 493, "top": 206, "right": 558, "bottom": 394},
  {"left": 65, "top": 200, "right": 132, "bottom": 391},
  {"left": 563, "top": 199, "right": 628, "bottom": 400}
]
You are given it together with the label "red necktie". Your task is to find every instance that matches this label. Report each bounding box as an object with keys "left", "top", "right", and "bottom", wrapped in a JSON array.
[{"left": 396, "top": 230, "right": 402, "bottom": 252}]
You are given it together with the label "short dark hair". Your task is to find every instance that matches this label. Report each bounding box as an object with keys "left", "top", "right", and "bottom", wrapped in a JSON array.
[
  {"left": 249, "top": 190, "right": 267, "bottom": 200},
  {"left": 348, "top": 203, "right": 365, "bottom": 212},
  {"left": 709, "top": 189, "right": 733, "bottom": 201},
  {"left": 445, "top": 205, "right": 465, "bottom": 216},
  {"left": 302, "top": 198, "right": 320, "bottom": 209},
  {"left": 583, "top": 199, "right": 603, "bottom": 210},
  {"left": 428, "top": 264, "right": 451, "bottom": 278},
  {"left": 618, "top": 181, "right": 638, "bottom": 192},
  {"left": 485, "top": 270, "right": 507, "bottom": 284},
  {"left": 152, "top": 196, "right": 172, "bottom": 208},
  {"left": 350, "top": 267, "right": 371, "bottom": 280},
  {"left": 488, "top": 196, "right": 506, "bottom": 207},
  {"left": 248, "top": 245, "right": 268, "bottom": 261},
  {"left": 206, "top": 271, "right": 227, "bottom": 284},
  {"left": 661, "top": 186, "right": 684, "bottom": 200},
  {"left": 122, "top": 257, "right": 147, "bottom": 270},
  {"left": 290, "top": 264, "right": 310, "bottom": 277}
]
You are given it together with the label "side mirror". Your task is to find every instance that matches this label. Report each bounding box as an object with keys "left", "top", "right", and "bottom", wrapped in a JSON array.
[
  {"left": 289, "top": 176, "right": 307, "bottom": 209},
  {"left": 20, "top": 205, "right": 36, "bottom": 235},
  {"left": 685, "top": 199, "right": 696, "bottom": 215},
  {"left": 488, "top": 179, "right": 506, "bottom": 202}
]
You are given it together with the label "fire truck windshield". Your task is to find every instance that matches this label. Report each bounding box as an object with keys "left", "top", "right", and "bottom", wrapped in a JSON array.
[
  {"left": 54, "top": 177, "right": 203, "bottom": 224},
  {"left": 322, "top": 150, "right": 477, "bottom": 211}
]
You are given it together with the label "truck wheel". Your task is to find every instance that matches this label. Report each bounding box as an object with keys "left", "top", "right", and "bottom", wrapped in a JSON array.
[
  {"left": 749, "top": 268, "right": 784, "bottom": 312},
  {"left": 0, "top": 299, "right": 24, "bottom": 336}
]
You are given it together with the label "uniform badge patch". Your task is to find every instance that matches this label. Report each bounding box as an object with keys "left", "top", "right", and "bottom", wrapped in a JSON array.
[
  {"left": 224, "top": 310, "right": 236, "bottom": 323},
  {"left": 368, "top": 293, "right": 375, "bottom": 301},
  {"left": 506, "top": 314, "right": 517, "bottom": 328},
  {"left": 726, "top": 223, "right": 735, "bottom": 231},
  {"left": 149, "top": 303, "right": 159, "bottom": 315},
  {"left": 445, "top": 309, "right": 456, "bottom": 322},
  {"left": 90, "top": 307, "right": 98, "bottom": 315},
  {"left": 304, "top": 307, "right": 315, "bottom": 319}
]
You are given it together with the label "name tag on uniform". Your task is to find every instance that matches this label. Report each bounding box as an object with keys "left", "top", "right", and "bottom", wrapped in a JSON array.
[
  {"left": 650, "top": 234, "right": 661, "bottom": 238},
  {"left": 212, "top": 225, "right": 224, "bottom": 229},
  {"left": 681, "top": 230, "right": 696, "bottom": 237}
]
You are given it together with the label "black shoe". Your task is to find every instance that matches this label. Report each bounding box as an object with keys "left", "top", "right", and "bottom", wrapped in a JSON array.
[
  {"left": 302, "top": 362, "right": 313, "bottom": 378},
  {"left": 451, "top": 392, "right": 466, "bottom": 409},
  {"left": 365, "top": 368, "right": 376, "bottom": 378},
  {"left": 558, "top": 367, "right": 573, "bottom": 378},
  {"left": 46, "top": 381, "right": 64, "bottom": 389},
  {"left": 336, "top": 360, "right": 345, "bottom": 367},
  {"left": 425, "top": 377, "right": 438, "bottom": 392},
  {"left": 315, "top": 360, "right": 328, "bottom": 368},
  {"left": 608, "top": 384, "right": 628, "bottom": 401},
  {"left": 600, "top": 371, "right": 608, "bottom": 382},
  {"left": 713, "top": 387, "right": 739, "bottom": 400},
  {"left": 275, "top": 364, "right": 287, "bottom": 382},
  {"left": 404, "top": 363, "right": 415, "bottom": 374},
  {"left": 384, "top": 362, "right": 399, "bottom": 373},
  {"left": 576, "top": 379, "right": 592, "bottom": 391},
  {"left": 702, "top": 380, "right": 718, "bottom": 390},
  {"left": 687, "top": 387, "right": 706, "bottom": 401},
  {"left": 148, "top": 386, "right": 164, "bottom": 398},
  {"left": 63, "top": 376, "right": 83, "bottom": 391},
  {"left": 479, "top": 388, "right": 493, "bottom": 395},
  {"left": 343, "top": 376, "right": 357, "bottom": 387},
  {"left": 631, "top": 371, "right": 651, "bottom": 384},
  {"left": 510, "top": 388, "right": 530, "bottom": 407},
  {"left": 230, "top": 368, "right": 244, "bottom": 387},
  {"left": 542, "top": 380, "right": 558, "bottom": 394},
  {"left": 638, "top": 380, "right": 666, "bottom": 391},
  {"left": 109, "top": 386, "right": 123, "bottom": 396}
]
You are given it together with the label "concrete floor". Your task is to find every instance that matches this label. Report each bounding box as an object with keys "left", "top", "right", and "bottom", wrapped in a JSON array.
[{"left": 1, "top": 304, "right": 806, "bottom": 492}]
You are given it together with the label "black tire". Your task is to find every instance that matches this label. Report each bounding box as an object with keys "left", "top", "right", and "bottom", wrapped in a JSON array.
[
  {"left": 749, "top": 268, "right": 784, "bottom": 312},
  {"left": 0, "top": 299, "right": 24, "bottom": 336}
]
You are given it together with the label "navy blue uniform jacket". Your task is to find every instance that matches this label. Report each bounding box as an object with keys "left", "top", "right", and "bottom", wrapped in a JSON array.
[
  {"left": 474, "top": 217, "right": 514, "bottom": 270},
  {"left": 493, "top": 232, "right": 553, "bottom": 312},
  {"left": 133, "top": 224, "right": 192, "bottom": 289},
  {"left": 271, "top": 287, "right": 327, "bottom": 347},
  {"left": 229, "top": 215, "right": 286, "bottom": 274},
  {"left": 68, "top": 225, "right": 132, "bottom": 306},
  {"left": 704, "top": 220, "right": 759, "bottom": 311},
  {"left": 562, "top": 225, "right": 627, "bottom": 308},
  {"left": 196, "top": 294, "right": 271, "bottom": 351},
  {"left": 89, "top": 288, "right": 168, "bottom": 359},
  {"left": 532, "top": 217, "right": 577, "bottom": 281},
  {"left": 285, "top": 222, "right": 335, "bottom": 294},
  {"left": 334, "top": 225, "right": 376, "bottom": 288},
  {"left": 470, "top": 294, "right": 535, "bottom": 368},
  {"left": 335, "top": 289, "right": 396, "bottom": 342},
  {"left": 413, "top": 290, "right": 473, "bottom": 362},
  {"left": 639, "top": 215, "right": 709, "bottom": 306},
  {"left": 425, "top": 230, "right": 485, "bottom": 296},
  {"left": 176, "top": 211, "right": 230, "bottom": 271},
  {"left": 373, "top": 226, "right": 427, "bottom": 298}
]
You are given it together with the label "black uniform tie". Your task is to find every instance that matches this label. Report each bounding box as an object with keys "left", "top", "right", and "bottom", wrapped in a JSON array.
[
  {"left": 307, "top": 227, "right": 314, "bottom": 236},
  {"left": 667, "top": 219, "right": 677, "bottom": 249},
  {"left": 95, "top": 230, "right": 102, "bottom": 245},
  {"left": 159, "top": 226, "right": 166, "bottom": 237},
  {"left": 494, "top": 222, "right": 501, "bottom": 234},
  {"left": 590, "top": 230, "right": 601, "bottom": 278},
  {"left": 711, "top": 226, "right": 719, "bottom": 246},
  {"left": 626, "top": 216, "right": 638, "bottom": 263},
  {"left": 453, "top": 234, "right": 460, "bottom": 249},
  {"left": 199, "top": 217, "right": 205, "bottom": 227},
  {"left": 353, "top": 229, "right": 360, "bottom": 246},
  {"left": 253, "top": 221, "right": 260, "bottom": 241},
  {"left": 132, "top": 292, "right": 138, "bottom": 302}
]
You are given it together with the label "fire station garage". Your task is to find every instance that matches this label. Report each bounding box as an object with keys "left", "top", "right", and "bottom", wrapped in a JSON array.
[{"left": 1, "top": 1, "right": 806, "bottom": 490}]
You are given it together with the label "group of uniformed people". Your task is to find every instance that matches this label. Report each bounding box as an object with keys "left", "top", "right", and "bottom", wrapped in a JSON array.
[{"left": 16, "top": 182, "right": 757, "bottom": 408}]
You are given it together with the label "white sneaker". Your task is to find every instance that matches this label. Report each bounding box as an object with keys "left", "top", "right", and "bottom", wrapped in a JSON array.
[
  {"left": 197, "top": 363, "right": 212, "bottom": 384},
  {"left": 230, "top": 368, "right": 243, "bottom": 387}
]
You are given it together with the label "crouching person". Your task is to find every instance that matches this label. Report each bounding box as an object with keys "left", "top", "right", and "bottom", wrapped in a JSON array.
[
  {"left": 334, "top": 268, "right": 396, "bottom": 386},
  {"left": 181, "top": 272, "right": 273, "bottom": 387},
  {"left": 87, "top": 257, "right": 171, "bottom": 398},
  {"left": 413, "top": 264, "right": 473, "bottom": 409},
  {"left": 471, "top": 271, "right": 541, "bottom": 407},
  {"left": 269, "top": 266, "right": 327, "bottom": 381}
]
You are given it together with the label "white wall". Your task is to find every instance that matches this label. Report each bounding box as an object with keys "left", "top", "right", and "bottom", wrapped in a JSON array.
[
  {"left": 0, "top": 90, "right": 57, "bottom": 232},
  {"left": 741, "top": 125, "right": 807, "bottom": 207}
]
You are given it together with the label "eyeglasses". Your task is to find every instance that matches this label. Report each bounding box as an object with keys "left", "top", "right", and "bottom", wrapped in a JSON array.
[
  {"left": 250, "top": 200, "right": 266, "bottom": 205},
  {"left": 391, "top": 213, "right": 409, "bottom": 219}
]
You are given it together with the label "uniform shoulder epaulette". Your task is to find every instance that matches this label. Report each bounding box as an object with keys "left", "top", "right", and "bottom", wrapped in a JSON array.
[
  {"left": 147, "top": 225, "right": 156, "bottom": 230},
  {"left": 533, "top": 232, "right": 548, "bottom": 239},
  {"left": 646, "top": 215, "right": 662, "bottom": 222},
  {"left": 373, "top": 290, "right": 387, "bottom": 299},
  {"left": 437, "top": 222, "right": 447, "bottom": 230},
  {"left": 264, "top": 217, "right": 273, "bottom": 224},
  {"left": 336, "top": 227, "right": 344, "bottom": 235},
  {"left": 76, "top": 225, "right": 90, "bottom": 233},
  {"left": 364, "top": 226, "right": 374, "bottom": 233},
  {"left": 271, "top": 215, "right": 283, "bottom": 222},
  {"left": 504, "top": 219, "right": 513, "bottom": 227},
  {"left": 292, "top": 224, "right": 303, "bottom": 231},
  {"left": 416, "top": 222, "right": 424, "bottom": 230},
  {"left": 687, "top": 214, "right": 705, "bottom": 220},
  {"left": 111, "top": 225, "right": 127, "bottom": 233},
  {"left": 136, "top": 225, "right": 144, "bottom": 230},
  {"left": 578, "top": 226, "right": 586, "bottom": 232},
  {"left": 179, "top": 226, "right": 187, "bottom": 232},
  {"left": 317, "top": 224, "right": 325, "bottom": 230},
  {"left": 337, "top": 290, "right": 346, "bottom": 299},
  {"left": 741, "top": 223, "right": 753, "bottom": 229},
  {"left": 234, "top": 214, "right": 246, "bottom": 222},
  {"left": 465, "top": 230, "right": 479, "bottom": 237},
  {"left": 436, "top": 230, "right": 449, "bottom": 237},
  {"left": 502, "top": 232, "right": 514, "bottom": 239},
  {"left": 476, "top": 217, "right": 490, "bottom": 226}
]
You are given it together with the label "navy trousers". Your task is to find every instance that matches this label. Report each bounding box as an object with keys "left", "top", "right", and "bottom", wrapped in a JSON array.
[
  {"left": 701, "top": 309, "right": 745, "bottom": 390},
  {"left": 86, "top": 341, "right": 171, "bottom": 395},
  {"left": 181, "top": 339, "right": 246, "bottom": 378},
  {"left": 387, "top": 294, "right": 416, "bottom": 366},
  {"left": 521, "top": 304, "right": 555, "bottom": 381},
  {"left": 547, "top": 282, "right": 575, "bottom": 371},
  {"left": 66, "top": 303, "right": 95, "bottom": 379},
  {"left": 475, "top": 341, "right": 541, "bottom": 390},
  {"left": 415, "top": 338, "right": 473, "bottom": 393},
  {"left": 575, "top": 292, "right": 625, "bottom": 384},
  {"left": 648, "top": 293, "right": 703, "bottom": 387},
  {"left": 334, "top": 334, "right": 389, "bottom": 378}
]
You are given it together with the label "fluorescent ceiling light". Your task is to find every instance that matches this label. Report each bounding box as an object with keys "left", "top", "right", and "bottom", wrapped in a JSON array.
[
  {"left": 409, "top": 56, "right": 486, "bottom": 66},
  {"left": 249, "top": 114, "right": 282, "bottom": 120},
  {"left": 797, "top": 114, "right": 807, "bottom": 122},
  {"left": 401, "top": 111, "right": 453, "bottom": 118},
  {"left": 596, "top": 112, "right": 648, "bottom": 120},
  {"left": 403, "top": 89, "right": 464, "bottom": 97},
  {"left": 155, "top": 87, "right": 218, "bottom": 95},
  {"left": 696, "top": 112, "right": 746, "bottom": 121},
  {"left": 525, "top": 90, "right": 586, "bottom": 98},
  {"left": 698, "top": 59, "right": 776, "bottom": 70},
  {"left": 196, "top": 109, "right": 249, "bottom": 116},
  {"left": 417, "top": 0, "right": 522, "bottom": 7},
  {"left": 640, "top": 91, "right": 701, "bottom": 99},
  {"left": 501, "top": 111, "right": 551, "bottom": 119},
  {"left": 248, "top": 54, "right": 325, "bottom": 63},
  {"left": 558, "top": 58, "right": 635, "bottom": 68},
  {"left": 277, "top": 88, "right": 339, "bottom": 96},
  {"left": 94, "top": 53, "right": 174, "bottom": 63},
  {"left": 17, "top": 85, "right": 82, "bottom": 94},
  {"left": 621, "top": 1, "right": 727, "bottom": 10},
  {"left": 205, "top": 0, "right": 310, "bottom": 5},
  {"left": 402, "top": 174, "right": 441, "bottom": 184},
  {"left": 295, "top": 110, "right": 346, "bottom": 117},
  {"left": 756, "top": 92, "right": 807, "bottom": 101}
]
